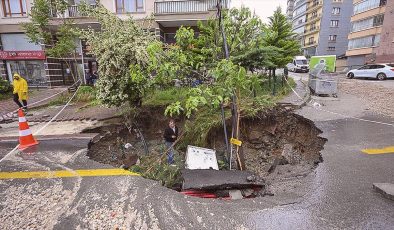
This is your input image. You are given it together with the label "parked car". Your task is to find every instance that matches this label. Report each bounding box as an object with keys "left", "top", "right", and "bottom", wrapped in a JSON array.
[
  {"left": 346, "top": 64, "right": 394, "bottom": 80},
  {"left": 287, "top": 56, "right": 309, "bottom": 73}
]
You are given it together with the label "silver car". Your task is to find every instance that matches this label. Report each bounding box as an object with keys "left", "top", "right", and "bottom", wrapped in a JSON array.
[{"left": 346, "top": 64, "right": 394, "bottom": 80}]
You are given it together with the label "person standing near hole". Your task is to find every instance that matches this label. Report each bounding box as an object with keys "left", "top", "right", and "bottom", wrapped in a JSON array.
[
  {"left": 163, "top": 119, "right": 178, "bottom": 165},
  {"left": 12, "top": 73, "right": 28, "bottom": 112}
]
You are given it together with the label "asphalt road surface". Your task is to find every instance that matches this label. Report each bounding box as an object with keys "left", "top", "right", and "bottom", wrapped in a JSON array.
[{"left": 1, "top": 84, "right": 394, "bottom": 229}]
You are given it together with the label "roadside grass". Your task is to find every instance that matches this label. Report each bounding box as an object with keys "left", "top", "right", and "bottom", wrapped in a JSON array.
[
  {"left": 143, "top": 87, "right": 190, "bottom": 106},
  {"left": 47, "top": 85, "right": 100, "bottom": 108}
]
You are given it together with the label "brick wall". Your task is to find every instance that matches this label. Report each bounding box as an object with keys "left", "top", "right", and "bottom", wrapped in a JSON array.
[{"left": 375, "top": 0, "right": 394, "bottom": 63}]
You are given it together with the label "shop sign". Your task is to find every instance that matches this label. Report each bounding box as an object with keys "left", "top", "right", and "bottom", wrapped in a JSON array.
[{"left": 0, "top": 51, "right": 46, "bottom": 60}]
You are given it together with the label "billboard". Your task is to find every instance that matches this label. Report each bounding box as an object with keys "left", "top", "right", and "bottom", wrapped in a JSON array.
[
  {"left": 309, "top": 55, "right": 336, "bottom": 73},
  {"left": 0, "top": 51, "right": 46, "bottom": 60}
]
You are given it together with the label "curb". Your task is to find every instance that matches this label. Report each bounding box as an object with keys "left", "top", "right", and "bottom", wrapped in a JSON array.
[
  {"left": 373, "top": 183, "right": 394, "bottom": 201},
  {"left": 0, "top": 133, "right": 99, "bottom": 143}
]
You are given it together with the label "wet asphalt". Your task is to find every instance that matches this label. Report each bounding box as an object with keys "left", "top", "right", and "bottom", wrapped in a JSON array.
[{"left": 1, "top": 97, "right": 394, "bottom": 228}]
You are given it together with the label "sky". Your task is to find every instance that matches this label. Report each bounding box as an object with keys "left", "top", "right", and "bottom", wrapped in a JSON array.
[{"left": 231, "top": 0, "right": 288, "bottom": 24}]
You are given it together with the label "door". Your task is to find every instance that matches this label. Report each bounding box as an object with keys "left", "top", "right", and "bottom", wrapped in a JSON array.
[
  {"left": 354, "top": 65, "right": 371, "bottom": 78},
  {"left": 371, "top": 65, "right": 385, "bottom": 78}
]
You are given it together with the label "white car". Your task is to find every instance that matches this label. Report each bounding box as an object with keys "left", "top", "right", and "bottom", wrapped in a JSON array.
[{"left": 346, "top": 64, "right": 394, "bottom": 80}]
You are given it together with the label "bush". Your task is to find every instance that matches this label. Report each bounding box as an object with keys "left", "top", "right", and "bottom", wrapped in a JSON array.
[{"left": 0, "top": 78, "right": 11, "bottom": 94}]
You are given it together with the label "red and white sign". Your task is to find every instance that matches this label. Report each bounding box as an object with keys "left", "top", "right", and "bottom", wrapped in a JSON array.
[{"left": 0, "top": 51, "right": 46, "bottom": 60}]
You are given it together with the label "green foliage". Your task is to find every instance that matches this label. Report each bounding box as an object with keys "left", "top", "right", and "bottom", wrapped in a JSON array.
[
  {"left": 129, "top": 154, "right": 183, "bottom": 188},
  {"left": 0, "top": 78, "right": 11, "bottom": 94},
  {"left": 74, "top": 85, "right": 97, "bottom": 102},
  {"left": 179, "top": 108, "right": 227, "bottom": 149},
  {"left": 21, "top": 0, "right": 51, "bottom": 45},
  {"left": 263, "top": 7, "right": 301, "bottom": 68},
  {"left": 224, "top": 7, "right": 263, "bottom": 58},
  {"left": 0, "top": 78, "right": 12, "bottom": 100},
  {"left": 48, "top": 85, "right": 98, "bottom": 106},
  {"left": 165, "top": 60, "right": 256, "bottom": 118},
  {"left": 77, "top": 4, "right": 155, "bottom": 107},
  {"left": 22, "top": 0, "right": 77, "bottom": 58},
  {"left": 143, "top": 87, "right": 189, "bottom": 107},
  {"left": 46, "top": 23, "right": 78, "bottom": 58}
]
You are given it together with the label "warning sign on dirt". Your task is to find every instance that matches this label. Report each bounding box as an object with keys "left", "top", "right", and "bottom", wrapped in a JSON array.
[{"left": 230, "top": 138, "right": 242, "bottom": 146}]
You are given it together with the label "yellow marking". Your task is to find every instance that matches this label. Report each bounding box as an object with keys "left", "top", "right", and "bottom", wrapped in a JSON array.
[
  {"left": 230, "top": 138, "right": 243, "bottom": 146},
  {"left": 362, "top": 146, "right": 394, "bottom": 155},
  {"left": 0, "top": 169, "right": 140, "bottom": 180}
]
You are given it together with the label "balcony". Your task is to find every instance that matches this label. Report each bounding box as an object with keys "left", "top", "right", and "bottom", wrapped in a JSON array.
[
  {"left": 303, "top": 40, "right": 317, "bottom": 48},
  {"left": 303, "top": 26, "right": 320, "bottom": 36},
  {"left": 305, "top": 13, "right": 321, "bottom": 24},
  {"left": 154, "top": 0, "right": 229, "bottom": 27},
  {"left": 154, "top": 0, "right": 229, "bottom": 15},
  {"left": 306, "top": 1, "right": 322, "bottom": 14},
  {"left": 50, "top": 4, "right": 97, "bottom": 18}
]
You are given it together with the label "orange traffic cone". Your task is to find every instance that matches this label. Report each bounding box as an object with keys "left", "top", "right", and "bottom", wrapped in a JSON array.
[{"left": 18, "top": 109, "right": 38, "bottom": 150}]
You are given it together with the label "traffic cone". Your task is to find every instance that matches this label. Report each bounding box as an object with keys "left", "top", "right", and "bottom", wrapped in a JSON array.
[{"left": 18, "top": 108, "right": 38, "bottom": 150}]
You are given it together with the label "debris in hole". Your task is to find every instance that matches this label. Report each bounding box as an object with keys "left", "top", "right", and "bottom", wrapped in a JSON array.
[
  {"left": 180, "top": 169, "right": 265, "bottom": 199},
  {"left": 86, "top": 106, "right": 327, "bottom": 199},
  {"left": 185, "top": 146, "right": 219, "bottom": 170}
]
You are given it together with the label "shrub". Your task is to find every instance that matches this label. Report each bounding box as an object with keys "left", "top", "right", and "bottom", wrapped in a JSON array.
[{"left": 0, "top": 78, "right": 11, "bottom": 94}]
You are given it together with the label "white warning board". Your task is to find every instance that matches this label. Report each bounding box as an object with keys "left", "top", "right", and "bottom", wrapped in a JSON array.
[{"left": 185, "top": 145, "right": 219, "bottom": 170}]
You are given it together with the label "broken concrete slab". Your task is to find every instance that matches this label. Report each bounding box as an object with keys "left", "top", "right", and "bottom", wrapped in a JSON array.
[
  {"left": 181, "top": 169, "right": 264, "bottom": 191},
  {"left": 373, "top": 183, "right": 394, "bottom": 201},
  {"left": 229, "top": 190, "right": 243, "bottom": 200}
]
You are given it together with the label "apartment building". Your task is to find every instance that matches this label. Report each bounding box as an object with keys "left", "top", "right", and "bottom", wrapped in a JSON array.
[
  {"left": 346, "top": 0, "right": 390, "bottom": 66},
  {"left": 290, "top": 0, "right": 352, "bottom": 57},
  {"left": 287, "top": 0, "right": 295, "bottom": 20},
  {"left": 0, "top": 0, "right": 229, "bottom": 86}
]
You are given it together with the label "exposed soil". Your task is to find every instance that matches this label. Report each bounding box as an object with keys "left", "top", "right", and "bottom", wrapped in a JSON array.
[
  {"left": 207, "top": 106, "right": 327, "bottom": 187},
  {"left": 86, "top": 105, "right": 327, "bottom": 194}
]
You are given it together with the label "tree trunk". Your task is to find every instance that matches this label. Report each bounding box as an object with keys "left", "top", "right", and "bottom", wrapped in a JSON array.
[{"left": 273, "top": 68, "right": 277, "bottom": 96}]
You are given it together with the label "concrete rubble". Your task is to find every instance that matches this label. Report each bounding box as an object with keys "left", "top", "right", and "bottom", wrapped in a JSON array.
[{"left": 181, "top": 169, "right": 265, "bottom": 199}]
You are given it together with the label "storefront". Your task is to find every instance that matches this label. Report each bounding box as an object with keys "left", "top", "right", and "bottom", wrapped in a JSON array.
[
  {"left": 0, "top": 33, "right": 47, "bottom": 86},
  {"left": 0, "top": 51, "right": 46, "bottom": 86}
]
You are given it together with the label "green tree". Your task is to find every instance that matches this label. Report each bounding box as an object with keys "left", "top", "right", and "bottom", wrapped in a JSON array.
[
  {"left": 263, "top": 7, "right": 301, "bottom": 94},
  {"left": 22, "top": 0, "right": 81, "bottom": 82},
  {"left": 77, "top": 4, "right": 156, "bottom": 107},
  {"left": 263, "top": 7, "right": 301, "bottom": 67}
]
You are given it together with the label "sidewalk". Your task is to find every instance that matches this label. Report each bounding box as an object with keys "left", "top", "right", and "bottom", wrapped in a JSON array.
[{"left": 0, "top": 88, "right": 67, "bottom": 122}]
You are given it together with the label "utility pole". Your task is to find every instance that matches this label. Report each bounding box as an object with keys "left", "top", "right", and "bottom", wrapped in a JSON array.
[{"left": 217, "top": 0, "right": 241, "bottom": 170}]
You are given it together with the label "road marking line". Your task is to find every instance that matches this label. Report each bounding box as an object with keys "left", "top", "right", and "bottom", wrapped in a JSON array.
[
  {"left": 362, "top": 146, "right": 394, "bottom": 155},
  {"left": 0, "top": 169, "right": 140, "bottom": 180}
]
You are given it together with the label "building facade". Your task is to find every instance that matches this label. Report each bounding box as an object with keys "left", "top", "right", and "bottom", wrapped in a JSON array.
[
  {"left": 346, "top": 0, "right": 391, "bottom": 67},
  {"left": 0, "top": 0, "right": 229, "bottom": 86},
  {"left": 290, "top": 0, "right": 352, "bottom": 57},
  {"left": 287, "top": 0, "right": 295, "bottom": 20}
]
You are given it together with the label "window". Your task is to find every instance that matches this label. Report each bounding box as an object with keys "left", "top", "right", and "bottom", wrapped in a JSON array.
[
  {"left": 116, "top": 0, "right": 144, "bottom": 14},
  {"left": 332, "top": 7, "right": 340, "bottom": 15},
  {"left": 308, "top": 37, "right": 315, "bottom": 45},
  {"left": 327, "top": 47, "right": 336, "bottom": 51},
  {"left": 351, "top": 15, "right": 384, "bottom": 32},
  {"left": 164, "top": 33, "right": 176, "bottom": 44},
  {"left": 330, "top": 20, "right": 339, "bottom": 27},
  {"left": 373, "top": 14, "right": 384, "bottom": 26},
  {"left": 329, "top": 35, "right": 337, "bottom": 41},
  {"left": 348, "top": 35, "right": 381, "bottom": 50},
  {"left": 1, "top": 0, "right": 27, "bottom": 17},
  {"left": 333, "top": 0, "right": 343, "bottom": 2},
  {"left": 354, "top": 0, "right": 386, "bottom": 15}
]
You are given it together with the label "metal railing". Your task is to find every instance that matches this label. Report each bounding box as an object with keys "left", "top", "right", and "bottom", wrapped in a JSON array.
[
  {"left": 51, "top": 4, "right": 96, "bottom": 18},
  {"left": 154, "top": 0, "right": 230, "bottom": 14}
]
